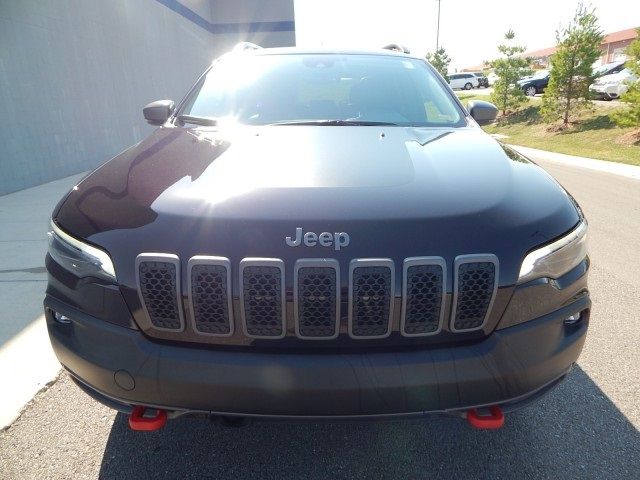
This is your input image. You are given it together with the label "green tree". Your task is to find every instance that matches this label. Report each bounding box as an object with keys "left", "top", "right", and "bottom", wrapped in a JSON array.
[
  {"left": 426, "top": 48, "right": 451, "bottom": 81},
  {"left": 612, "top": 28, "right": 640, "bottom": 128},
  {"left": 489, "top": 30, "right": 532, "bottom": 115},
  {"left": 540, "top": 3, "right": 603, "bottom": 127}
]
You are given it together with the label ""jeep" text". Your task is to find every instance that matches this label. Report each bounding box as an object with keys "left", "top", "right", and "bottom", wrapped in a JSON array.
[{"left": 285, "top": 228, "right": 350, "bottom": 251}]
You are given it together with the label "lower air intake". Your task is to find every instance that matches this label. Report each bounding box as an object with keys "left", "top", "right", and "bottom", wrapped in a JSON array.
[
  {"left": 241, "top": 259, "right": 285, "bottom": 338},
  {"left": 136, "top": 254, "right": 183, "bottom": 331},
  {"left": 349, "top": 259, "right": 394, "bottom": 339},
  {"left": 452, "top": 255, "right": 498, "bottom": 332}
]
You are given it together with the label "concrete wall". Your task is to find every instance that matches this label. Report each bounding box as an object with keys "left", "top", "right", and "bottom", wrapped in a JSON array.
[
  {"left": 0, "top": 0, "right": 295, "bottom": 195},
  {"left": 209, "top": 0, "right": 296, "bottom": 49}
]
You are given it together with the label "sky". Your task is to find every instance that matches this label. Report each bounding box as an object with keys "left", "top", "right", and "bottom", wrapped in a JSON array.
[{"left": 293, "top": 0, "right": 639, "bottom": 71}]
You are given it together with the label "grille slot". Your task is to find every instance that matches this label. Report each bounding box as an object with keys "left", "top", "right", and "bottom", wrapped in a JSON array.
[
  {"left": 187, "top": 256, "right": 233, "bottom": 337},
  {"left": 348, "top": 259, "right": 394, "bottom": 339},
  {"left": 401, "top": 257, "right": 446, "bottom": 337},
  {"left": 451, "top": 255, "right": 499, "bottom": 332},
  {"left": 136, "top": 254, "right": 184, "bottom": 332},
  {"left": 240, "top": 258, "right": 286, "bottom": 339},
  {"left": 294, "top": 259, "right": 340, "bottom": 340}
]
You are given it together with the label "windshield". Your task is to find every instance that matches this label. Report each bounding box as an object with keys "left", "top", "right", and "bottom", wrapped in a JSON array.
[
  {"left": 594, "top": 63, "right": 621, "bottom": 76},
  {"left": 180, "top": 53, "right": 465, "bottom": 127}
]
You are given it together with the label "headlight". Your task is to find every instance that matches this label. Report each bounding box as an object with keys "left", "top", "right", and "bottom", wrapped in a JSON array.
[
  {"left": 518, "top": 221, "right": 588, "bottom": 284},
  {"left": 48, "top": 220, "right": 116, "bottom": 281}
]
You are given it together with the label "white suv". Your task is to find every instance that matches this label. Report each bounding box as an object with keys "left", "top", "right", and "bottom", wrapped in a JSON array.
[
  {"left": 589, "top": 68, "right": 638, "bottom": 100},
  {"left": 448, "top": 73, "right": 479, "bottom": 90}
]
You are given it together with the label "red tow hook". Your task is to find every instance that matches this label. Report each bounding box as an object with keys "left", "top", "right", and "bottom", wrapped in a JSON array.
[
  {"left": 128, "top": 406, "right": 167, "bottom": 431},
  {"left": 466, "top": 406, "right": 505, "bottom": 430}
]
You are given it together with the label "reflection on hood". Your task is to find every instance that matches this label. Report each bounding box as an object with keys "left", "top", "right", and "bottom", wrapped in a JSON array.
[{"left": 60, "top": 128, "right": 230, "bottom": 236}]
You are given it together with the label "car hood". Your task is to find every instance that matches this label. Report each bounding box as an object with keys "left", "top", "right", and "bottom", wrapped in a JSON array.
[
  {"left": 518, "top": 76, "right": 546, "bottom": 85},
  {"left": 595, "top": 70, "right": 635, "bottom": 84},
  {"left": 55, "top": 125, "right": 580, "bottom": 287}
]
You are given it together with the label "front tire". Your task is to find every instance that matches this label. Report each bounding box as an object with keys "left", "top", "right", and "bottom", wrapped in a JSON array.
[
  {"left": 524, "top": 85, "right": 537, "bottom": 97},
  {"left": 464, "top": 82, "right": 473, "bottom": 90}
]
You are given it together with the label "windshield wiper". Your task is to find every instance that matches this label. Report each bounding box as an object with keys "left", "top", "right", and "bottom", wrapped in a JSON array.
[
  {"left": 269, "top": 119, "right": 398, "bottom": 126},
  {"left": 177, "top": 114, "right": 218, "bottom": 126}
]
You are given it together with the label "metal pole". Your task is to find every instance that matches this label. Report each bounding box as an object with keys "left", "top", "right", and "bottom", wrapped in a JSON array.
[{"left": 436, "top": 0, "right": 441, "bottom": 51}]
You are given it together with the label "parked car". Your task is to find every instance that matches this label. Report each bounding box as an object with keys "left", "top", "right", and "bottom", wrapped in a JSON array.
[
  {"left": 518, "top": 70, "right": 550, "bottom": 96},
  {"left": 487, "top": 71, "right": 499, "bottom": 86},
  {"left": 471, "top": 72, "right": 489, "bottom": 88},
  {"left": 46, "top": 44, "right": 589, "bottom": 431},
  {"left": 448, "top": 72, "right": 479, "bottom": 90},
  {"left": 589, "top": 68, "right": 638, "bottom": 100},
  {"left": 593, "top": 61, "right": 626, "bottom": 79}
]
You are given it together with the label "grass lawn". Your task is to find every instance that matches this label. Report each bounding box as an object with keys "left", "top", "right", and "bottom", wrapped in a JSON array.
[
  {"left": 455, "top": 93, "right": 640, "bottom": 166},
  {"left": 455, "top": 93, "right": 495, "bottom": 105}
]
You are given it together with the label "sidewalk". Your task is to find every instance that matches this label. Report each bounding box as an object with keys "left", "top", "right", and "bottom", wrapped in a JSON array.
[
  {"left": 0, "top": 172, "right": 86, "bottom": 428},
  {"left": 507, "top": 145, "right": 640, "bottom": 180}
]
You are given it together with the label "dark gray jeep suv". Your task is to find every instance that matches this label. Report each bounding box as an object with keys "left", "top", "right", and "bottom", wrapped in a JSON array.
[{"left": 45, "top": 45, "right": 589, "bottom": 431}]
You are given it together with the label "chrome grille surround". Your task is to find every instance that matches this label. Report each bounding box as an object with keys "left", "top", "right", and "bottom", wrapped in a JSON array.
[
  {"left": 187, "top": 256, "right": 233, "bottom": 337},
  {"left": 133, "top": 253, "right": 501, "bottom": 341},
  {"left": 348, "top": 258, "right": 395, "bottom": 339},
  {"left": 450, "top": 254, "right": 499, "bottom": 333},
  {"left": 135, "top": 253, "right": 185, "bottom": 332},
  {"left": 293, "top": 259, "right": 340, "bottom": 340},
  {"left": 239, "top": 258, "right": 286, "bottom": 339},
  {"left": 400, "top": 256, "right": 447, "bottom": 337}
]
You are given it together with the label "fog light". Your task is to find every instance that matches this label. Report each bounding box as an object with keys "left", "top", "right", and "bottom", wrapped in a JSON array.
[
  {"left": 564, "top": 312, "right": 582, "bottom": 325},
  {"left": 53, "top": 311, "right": 71, "bottom": 324}
]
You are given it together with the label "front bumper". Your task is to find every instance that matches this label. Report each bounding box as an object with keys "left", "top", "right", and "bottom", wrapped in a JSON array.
[
  {"left": 45, "top": 294, "right": 590, "bottom": 418},
  {"left": 589, "top": 85, "right": 621, "bottom": 98}
]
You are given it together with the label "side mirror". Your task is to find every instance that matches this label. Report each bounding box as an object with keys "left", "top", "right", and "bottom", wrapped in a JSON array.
[
  {"left": 143, "top": 100, "right": 175, "bottom": 126},
  {"left": 467, "top": 100, "right": 498, "bottom": 126}
]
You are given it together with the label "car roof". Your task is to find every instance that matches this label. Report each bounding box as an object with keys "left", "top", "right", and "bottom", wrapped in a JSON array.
[
  {"left": 596, "top": 61, "right": 625, "bottom": 71},
  {"left": 222, "top": 46, "right": 423, "bottom": 61}
]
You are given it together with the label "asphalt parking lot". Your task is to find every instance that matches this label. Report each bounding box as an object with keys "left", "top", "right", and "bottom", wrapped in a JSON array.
[
  {"left": 463, "top": 86, "right": 622, "bottom": 106},
  {"left": 1, "top": 154, "right": 639, "bottom": 479}
]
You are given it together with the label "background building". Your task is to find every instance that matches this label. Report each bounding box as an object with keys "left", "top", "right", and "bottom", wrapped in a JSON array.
[
  {"left": 600, "top": 28, "right": 638, "bottom": 63},
  {"left": 462, "top": 27, "right": 638, "bottom": 72},
  {"left": 0, "top": 0, "right": 296, "bottom": 195},
  {"left": 521, "top": 28, "right": 637, "bottom": 68}
]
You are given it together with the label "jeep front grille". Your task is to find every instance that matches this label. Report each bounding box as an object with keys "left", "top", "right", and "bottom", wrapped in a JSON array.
[
  {"left": 240, "top": 258, "right": 286, "bottom": 338},
  {"left": 135, "top": 253, "right": 184, "bottom": 331},
  {"left": 134, "top": 253, "right": 501, "bottom": 340},
  {"left": 401, "top": 257, "right": 446, "bottom": 336},
  {"left": 294, "top": 259, "right": 340, "bottom": 339},
  {"left": 187, "top": 256, "right": 233, "bottom": 336},
  {"left": 451, "top": 255, "right": 499, "bottom": 332},
  {"left": 348, "top": 259, "right": 394, "bottom": 339}
]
